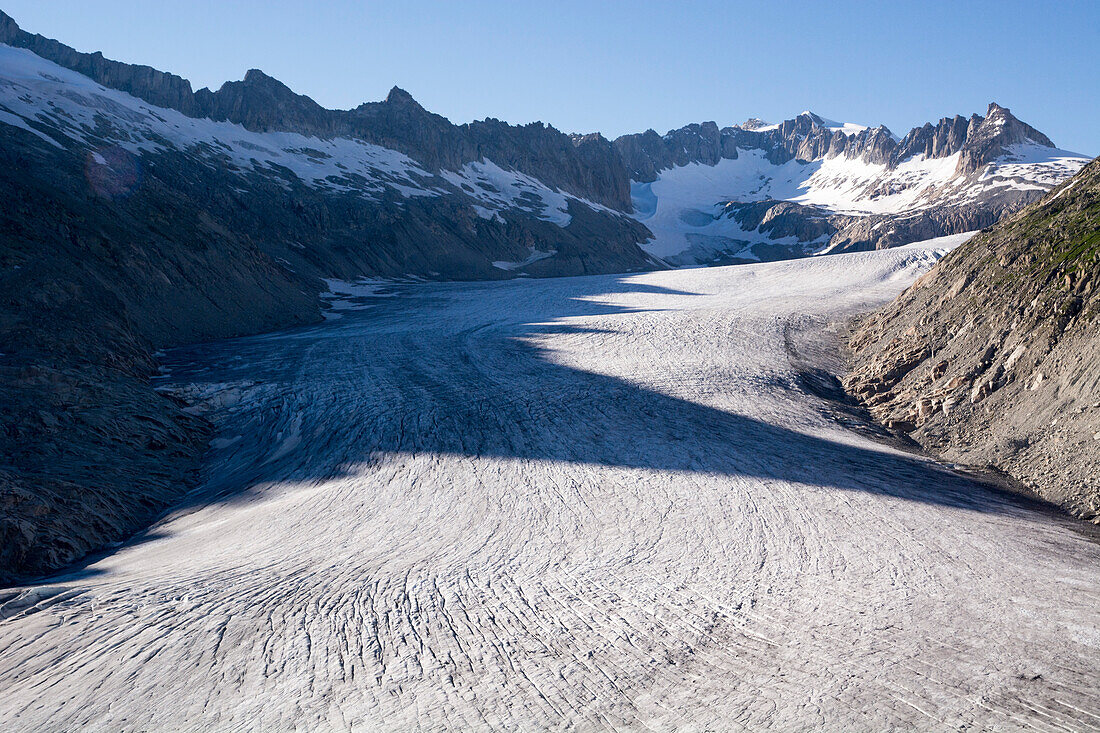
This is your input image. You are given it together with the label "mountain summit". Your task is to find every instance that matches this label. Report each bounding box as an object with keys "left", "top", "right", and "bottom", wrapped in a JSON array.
[{"left": 384, "top": 85, "right": 421, "bottom": 107}]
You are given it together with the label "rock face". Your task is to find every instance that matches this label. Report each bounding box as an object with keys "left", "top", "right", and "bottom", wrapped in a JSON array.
[
  {"left": 956, "top": 103, "right": 1056, "bottom": 174},
  {"left": 845, "top": 158, "right": 1100, "bottom": 520},
  {"left": 0, "top": 11, "right": 198, "bottom": 114}
]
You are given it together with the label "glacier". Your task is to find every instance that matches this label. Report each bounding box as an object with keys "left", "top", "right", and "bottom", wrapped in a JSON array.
[{"left": 2, "top": 239, "right": 1098, "bottom": 731}]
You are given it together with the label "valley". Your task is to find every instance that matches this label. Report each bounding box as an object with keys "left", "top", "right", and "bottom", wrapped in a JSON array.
[
  {"left": 0, "top": 8, "right": 1098, "bottom": 730},
  {"left": 3, "top": 242, "right": 1098, "bottom": 731}
]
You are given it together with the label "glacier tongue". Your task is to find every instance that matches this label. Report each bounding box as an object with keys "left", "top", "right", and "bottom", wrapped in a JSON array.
[{"left": 1, "top": 241, "right": 1098, "bottom": 731}]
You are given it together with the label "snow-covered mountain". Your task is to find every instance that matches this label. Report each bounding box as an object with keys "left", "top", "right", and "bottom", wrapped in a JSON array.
[
  {"left": 0, "top": 5, "right": 1090, "bottom": 280},
  {"left": 0, "top": 11, "right": 655, "bottom": 290},
  {"left": 0, "top": 42, "right": 649, "bottom": 274},
  {"left": 615, "top": 110, "right": 1089, "bottom": 265}
]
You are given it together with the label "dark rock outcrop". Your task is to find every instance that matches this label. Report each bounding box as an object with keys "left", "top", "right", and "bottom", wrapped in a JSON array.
[
  {"left": 824, "top": 204, "right": 1018, "bottom": 254},
  {"left": 721, "top": 200, "right": 842, "bottom": 243},
  {"left": 895, "top": 115, "right": 973, "bottom": 161},
  {"left": 194, "top": 69, "right": 334, "bottom": 134}
]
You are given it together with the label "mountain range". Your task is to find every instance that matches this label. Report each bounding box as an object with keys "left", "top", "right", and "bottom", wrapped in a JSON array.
[{"left": 0, "top": 9, "right": 1090, "bottom": 279}]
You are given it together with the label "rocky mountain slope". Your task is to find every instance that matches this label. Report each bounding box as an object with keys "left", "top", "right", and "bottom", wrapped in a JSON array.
[
  {"left": 845, "top": 158, "right": 1100, "bottom": 520},
  {"left": 616, "top": 110, "right": 1089, "bottom": 265},
  {"left": 0, "top": 11, "right": 633, "bottom": 212},
  {"left": 1, "top": 7, "right": 1086, "bottom": 277}
]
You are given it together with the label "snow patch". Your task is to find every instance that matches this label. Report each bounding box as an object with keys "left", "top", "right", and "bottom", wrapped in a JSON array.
[
  {"left": 492, "top": 248, "right": 557, "bottom": 271},
  {"left": 442, "top": 159, "right": 572, "bottom": 226},
  {"left": 321, "top": 277, "right": 401, "bottom": 318}
]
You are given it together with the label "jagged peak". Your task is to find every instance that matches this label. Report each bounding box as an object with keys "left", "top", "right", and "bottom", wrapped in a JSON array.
[
  {"left": 975, "top": 101, "right": 1055, "bottom": 146},
  {"left": 243, "top": 68, "right": 277, "bottom": 84},
  {"left": 212, "top": 68, "right": 303, "bottom": 101},
  {"left": 385, "top": 86, "right": 421, "bottom": 107},
  {"left": 0, "top": 9, "right": 19, "bottom": 40},
  {"left": 981, "top": 102, "right": 1015, "bottom": 129},
  {"left": 570, "top": 131, "right": 610, "bottom": 146}
]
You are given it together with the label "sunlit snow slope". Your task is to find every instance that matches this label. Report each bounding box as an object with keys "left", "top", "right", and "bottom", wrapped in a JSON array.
[
  {"left": 2, "top": 238, "right": 1098, "bottom": 731},
  {"left": 631, "top": 129, "right": 1088, "bottom": 265}
]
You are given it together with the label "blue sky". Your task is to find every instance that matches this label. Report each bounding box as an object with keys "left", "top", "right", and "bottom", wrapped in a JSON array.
[{"left": 5, "top": 0, "right": 1099, "bottom": 154}]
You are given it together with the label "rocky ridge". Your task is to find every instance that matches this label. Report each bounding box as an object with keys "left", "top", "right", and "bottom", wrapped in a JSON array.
[
  {"left": 0, "top": 11, "right": 631, "bottom": 211},
  {"left": 845, "top": 158, "right": 1100, "bottom": 519},
  {"left": 613, "top": 107, "right": 1055, "bottom": 183},
  {"left": 617, "top": 108, "right": 1087, "bottom": 266}
]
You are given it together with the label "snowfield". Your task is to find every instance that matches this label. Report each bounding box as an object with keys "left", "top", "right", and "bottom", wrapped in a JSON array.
[{"left": 2, "top": 242, "right": 1099, "bottom": 731}]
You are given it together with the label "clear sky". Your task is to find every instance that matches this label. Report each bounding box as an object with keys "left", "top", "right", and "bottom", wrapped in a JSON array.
[{"left": 5, "top": 0, "right": 1099, "bottom": 154}]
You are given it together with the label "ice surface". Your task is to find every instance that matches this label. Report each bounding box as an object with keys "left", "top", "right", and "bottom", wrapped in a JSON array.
[{"left": 2, "top": 240, "right": 1097, "bottom": 731}]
